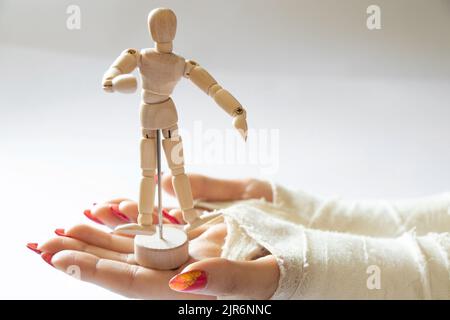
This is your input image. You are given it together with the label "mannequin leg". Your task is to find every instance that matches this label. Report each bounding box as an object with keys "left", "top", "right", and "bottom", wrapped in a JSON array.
[
  {"left": 113, "top": 129, "right": 157, "bottom": 235},
  {"left": 162, "top": 125, "right": 198, "bottom": 225},
  {"left": 138, "top": 129, "right": 157, "bottom": 226}
]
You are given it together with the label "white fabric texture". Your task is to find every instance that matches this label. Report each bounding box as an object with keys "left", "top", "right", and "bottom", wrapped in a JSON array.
[{"left": 206, "top": 184, "right": 450, "bottom": 299}]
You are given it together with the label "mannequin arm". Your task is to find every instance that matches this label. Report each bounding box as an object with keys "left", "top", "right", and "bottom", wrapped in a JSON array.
[
  {"left": 184, "top": 60, "right": 248, "bottom": 140},
  {"left": 102, "top": 48, "right": 139, "bottom": 93}
]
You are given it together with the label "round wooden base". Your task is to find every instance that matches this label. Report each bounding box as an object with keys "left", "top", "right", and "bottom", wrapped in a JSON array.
[{"left": 134, "top": 225, "right": 189, "bottom": 270}]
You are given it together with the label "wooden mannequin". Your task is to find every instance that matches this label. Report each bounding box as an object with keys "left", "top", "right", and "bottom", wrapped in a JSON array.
[{"left": 102, "top": 8, "right": 248, "bottom": 269}]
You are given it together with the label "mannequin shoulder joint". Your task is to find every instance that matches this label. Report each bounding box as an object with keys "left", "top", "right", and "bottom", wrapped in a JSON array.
[{"left": 183, "top": 60, "right": 199, "bottom": 78}]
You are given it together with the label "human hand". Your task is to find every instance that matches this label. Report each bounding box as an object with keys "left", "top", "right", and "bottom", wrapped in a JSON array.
[{"left": 27, "top": 174, "right": 278, "bottom": 299}]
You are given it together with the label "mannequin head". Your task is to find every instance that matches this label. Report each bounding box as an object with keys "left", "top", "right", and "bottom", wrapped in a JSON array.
[{"left": 148, "top": 8, "right": 177, "bottom": 53}]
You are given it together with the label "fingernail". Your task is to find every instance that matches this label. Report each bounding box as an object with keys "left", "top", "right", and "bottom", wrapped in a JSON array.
[
  {"left": 168, "top": 270, "right": 207, "bottom": 292},
  {"left": 54, "top": 228, "right": 66, "bottom": 237},
  {"left": 109, "top": 204, "right": 130, "bottom": 222},
  {"left": 83, "top": 209, "right": 104, "bottom": 225},
  {"left": 163, "top": 209, "right": 180, "bottom": 224},
  {"left": 41, "top": 252, "right": 54, "bottom": 267},
  {"left": 26, "top": 243, "right": 42, "bottom": 254}
]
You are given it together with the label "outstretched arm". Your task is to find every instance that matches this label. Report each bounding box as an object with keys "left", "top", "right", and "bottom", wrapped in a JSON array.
[
  {"left": 102, "top": 48, "right": 139, "bottom": 93},
  {"left": 184, "top": 60, "right": 248, "bottom": 141}
]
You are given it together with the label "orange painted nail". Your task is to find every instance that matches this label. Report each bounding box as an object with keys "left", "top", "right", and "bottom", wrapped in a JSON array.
[
  {"left": 54, "top": 228, "right": 66, "bottom": 236},
  {"left": 169, "top": 270, "right": 207, "bottom": 292},
  {"left": 83, "top": 209, "right": 104, "bottom": 225},
  {"left": 26, "top": 243, "right": 42, "bottom": 254},
  {"left": 41, "top": 252, "right": 54, "bottom": 267}
]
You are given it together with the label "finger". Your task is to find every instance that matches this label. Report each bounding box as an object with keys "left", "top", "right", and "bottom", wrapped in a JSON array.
[
  {"left": 110, "top": 201, "right": 177, "bottom": 224},
  {"left": 52, "top": 224, "right": 134, "bottom": 253},
  {"left": 168, "top": 208, "right": 184, "bottom": 225},
  {"left": 168, "top": 255, "right": 279, "bottom": 299},
  {"left": 93, "top": 197, "right": 133, "bottom": 223},
  {"left": 188, "top": 223, "right": 227, "bottom": 259},
  {"left": 87, "top": 202, "right": 176, "bottom": 228},
  {"left": 168, "top": 208, "right": 224, "bottom": 240},
  {"left": 186, "top": 224, "right": 210, "bottom": 240},
  {"left": 84, "top": 203, "right": 125, "bottom": 227},
  {"left": 50, "top": 251, "right": 212, "bottom": 300},
  {"left": 162, "top": 174, "right": 244, "bottom": 201},
  {"left": 111, "top": 200, "right": 138, "bottom": 222},
  {"left": 168, "top": 208, "right": 207, "bottom": 228},
  {"left": 162, "top": 174, "right": 272, "bottom": 202},
  {"left": 38, "top": 236, "right": 135, "bottom": 264}
]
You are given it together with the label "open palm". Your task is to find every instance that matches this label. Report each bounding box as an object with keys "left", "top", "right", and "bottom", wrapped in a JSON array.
[{"left": 29, "top": 174, "right": 279, "bottom": 299}]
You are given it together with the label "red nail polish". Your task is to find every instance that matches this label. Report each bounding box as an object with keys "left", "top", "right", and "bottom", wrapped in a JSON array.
[
  {"left": 41, "top": 252, "right": 54, "bottom": 267},
  {"left": 26, "top": 243, "right": 42, "bottom": 254},
  {"left": 169, "top": 270, "right": 207, "bottom": 292},
  {"left": 109, "top": 204, "right": 130, "bottom": 222},
  {"left": 83, "top": 209, "right": 104, "bottom": 225},
  {"left": 54, "top": 228, "right": 66, "bottom": 237},
  {"left": 162, "top": 209, "right": 180, "bottom": 224}
]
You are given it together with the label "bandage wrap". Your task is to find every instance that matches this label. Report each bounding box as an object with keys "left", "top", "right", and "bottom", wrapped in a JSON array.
[{"left": 211, "top": 184, "right": 450, "bottom": 299}]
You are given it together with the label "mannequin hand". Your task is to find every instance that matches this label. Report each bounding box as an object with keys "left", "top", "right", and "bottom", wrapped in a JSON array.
[
  {"left": 102, "top": 78, "right": 114, "bottom": 93},
  {"left": 232, "top": 114, "right": 248, "bottom": 141},
  {"left": 110, "top": 74, "right": 137, "bottom": 94},
  {"left": 232, "top": 111, "right": 248, "bottom": 141},
  {"left": 30, "top": 174, "right": 278, "bottom": 299}
]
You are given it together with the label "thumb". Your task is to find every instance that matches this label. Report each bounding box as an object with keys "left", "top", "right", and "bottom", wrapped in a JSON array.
[{"left": 168, "top": 256, "right": 279, "bottom": 299}]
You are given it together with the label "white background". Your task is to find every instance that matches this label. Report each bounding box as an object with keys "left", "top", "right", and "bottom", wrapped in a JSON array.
[{"left": 0, "top": 0, "right": 449, "bottom": 299}]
